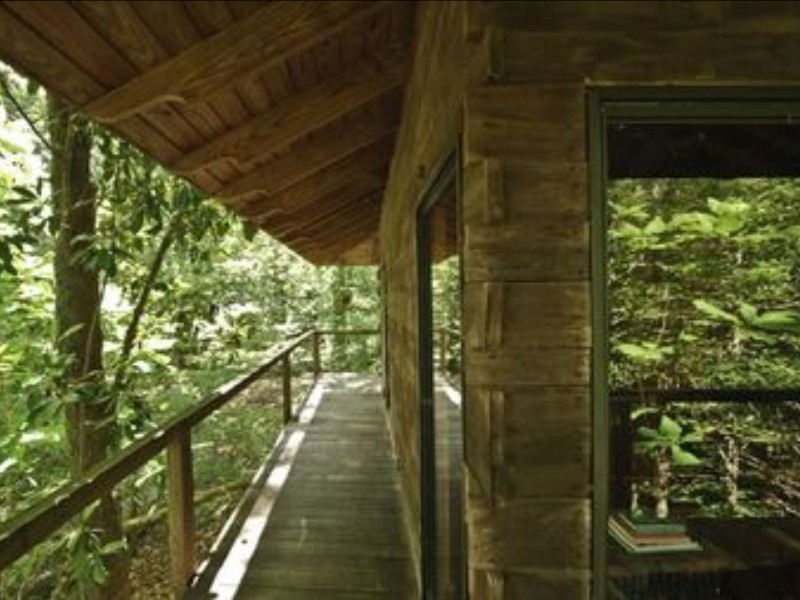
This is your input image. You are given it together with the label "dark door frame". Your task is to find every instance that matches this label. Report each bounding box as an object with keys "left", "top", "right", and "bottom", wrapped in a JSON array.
[
  {"left": 588, "top": 86, "right": 800, "bottom": 600},
  {"left": 416, "top": 147, "right": 461, "bottom": 599}
]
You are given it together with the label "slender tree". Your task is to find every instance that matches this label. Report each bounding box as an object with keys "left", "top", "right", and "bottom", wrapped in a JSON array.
[{"left": 48, "top": 94, "right": 130, "bottom": 598}]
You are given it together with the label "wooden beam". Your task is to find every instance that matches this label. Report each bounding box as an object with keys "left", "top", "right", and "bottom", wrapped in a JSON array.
[
  {"left": 167, "top": 429, "right": 195, "bottom": 597},
  {"left": 83, "top": 1, "right": 392, "bottom": 123},
  {"left": 215, "top": 106, "right": 397, "bottom": 203},
  {"left": 246, "top": 171, "right": 383, "bottom": 220},
  {"left": 0, "top": 5, "right": 104, "bottom": 104},
  {"left": 240, "top": 139, "right": 390, "bottom": 218},
  {"left": 302, "top": 234, "right": 378, "bottom": 265},
  {"left": 270, "top": 204, "right": 378, "bottom": 252},
  {"left": 294, "top": 219, "right": 379, "bottom": 263},
  {"left": 258, "top": 179, "right": 382, "bottom": 234},
  {"left": 172, "top": 53, "right": 406, "bottom": 174},
  {"left": 304, "top": 204, "right": 381, "bottom": 245},
  {"left": 284, "top": 203, "right": 381, "bottom": 250}
]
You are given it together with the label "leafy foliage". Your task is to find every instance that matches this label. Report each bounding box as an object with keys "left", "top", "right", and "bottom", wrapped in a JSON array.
[
  {"left": 0, "top": 65, "right": 381, "bottom": 598},
  {"left": 609, "top": 177, "right": 800, "bottom": 519}
]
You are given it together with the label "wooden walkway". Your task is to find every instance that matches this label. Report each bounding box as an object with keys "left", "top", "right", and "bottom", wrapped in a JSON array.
[{"left": 193, "top": 375, "right": 417, "bottom": 600}]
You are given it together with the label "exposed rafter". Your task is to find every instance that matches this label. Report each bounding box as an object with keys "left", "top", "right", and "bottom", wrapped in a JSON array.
[
  {"left": 172, "top": 53, "right": 407, "bottom": 174},
  {"left": 239, "top": 139, "right": 392, "bottom": 219},
  {"left": 0, "top": 5, "right": 103, "bottom": 104},
  {"left": 290, "top": 208, "right": 381, "bottom": 254},
  {"left": 214, "top": 108, "right": 397, "bottom": 204},
  {"left": 0, "top": 0, "right": 413, "bottom": 265},
  {"left": 83, "top": 1, "right": 392, "bottom": 123},
  {"left": 259, "top": 180, "right": 383, "bottom": 235}
]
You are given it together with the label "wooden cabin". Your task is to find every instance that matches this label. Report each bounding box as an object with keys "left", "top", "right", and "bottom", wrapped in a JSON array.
[{"left": 2, "top": 2, "right": 800, "bottom": 598}]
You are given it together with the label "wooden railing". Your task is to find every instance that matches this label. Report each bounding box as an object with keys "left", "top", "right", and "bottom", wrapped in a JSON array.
[
  {"left": 437, "top": 326, "right": 461, "bottom": 375},
  {"left": 0, "top": 328, "right": 377, "bottom": 597}
]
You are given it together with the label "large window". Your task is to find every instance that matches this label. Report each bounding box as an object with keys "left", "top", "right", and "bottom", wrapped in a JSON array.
[{"left": 591, "top": 91, "right": 800, "bottom": 600}]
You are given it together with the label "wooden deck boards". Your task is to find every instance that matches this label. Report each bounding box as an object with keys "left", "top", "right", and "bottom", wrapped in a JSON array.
[{"left": 203, "top": 375, "right": 416, "bottom": 599}]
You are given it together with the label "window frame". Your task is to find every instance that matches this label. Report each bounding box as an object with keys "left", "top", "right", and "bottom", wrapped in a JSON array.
[{"left": 588, "top": 86, "right": 800, "bottom": 600}]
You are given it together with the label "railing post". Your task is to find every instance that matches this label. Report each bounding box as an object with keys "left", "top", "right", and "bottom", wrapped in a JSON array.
[
  {"left": 167, "top": 428, "right": 195, "bottom": 598},
  {"left": 282, "top": 353, "right": 292, "bottom": 424},
  {"left": 312, "top": 330, "right": 321, "bottom": 379},
  {"left": 439, "top": 328, "right": 448, "bottom": 374}
]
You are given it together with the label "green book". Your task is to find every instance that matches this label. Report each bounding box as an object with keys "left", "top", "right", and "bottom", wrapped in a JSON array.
[{"left": 614, "top": 511, "right": 687, "bottom": 535}]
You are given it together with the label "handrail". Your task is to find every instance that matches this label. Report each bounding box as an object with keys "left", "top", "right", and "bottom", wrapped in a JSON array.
[
  {"left": 436, "top": 326, "right": 461, "bottom": 374},
  {"left": 610, "top": 387, "right": 800, "bottom": 404},
  {"left": 0, "top": 328, "right": 379, "bottom": 596},
  {"left": 317, "top": 328, "right": 379, "bottom": 336}
]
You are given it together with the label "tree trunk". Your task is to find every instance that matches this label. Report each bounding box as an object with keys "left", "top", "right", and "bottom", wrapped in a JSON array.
[{"left": 49, "top": 95, "right": 131, "bottom": 599}]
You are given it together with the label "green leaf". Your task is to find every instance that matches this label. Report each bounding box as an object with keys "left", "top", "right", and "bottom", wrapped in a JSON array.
[
  {"left": 636, "top": 426, "right": 661, "bottom": 441},
  {"left": 242, "top": 219, "right": 259, "bottom": 241},
  {"left": 643, "top": 216, "right": 667, "bottom": 235},
  {"left": 681, "top": 431, "right": 704, "bottom": 444},
  {"left": 671, "top": 446, "right": 701, "bottom": 467},
  {"left": 617, "top": 342, "right": 670, "bottom": 364},
  {"left": 0, "top": 457, "right": 17, "bottom": 475},
  {"left": 751, "top": 310, "right": 800, "bottom": 334},
  {"left": 57, "top": 323, "right": 85, "bottom": 343},
  {"left": 738, "top": 303, "right": 758, "bottom": 325},
  {"left": 101, "top": 539, "right": 128, "bottom": 557},
  {"left": 692, "top": 299, "right": 739, "bottom": 324},
  {"left": 658, "top": 415, "right": 682, "bottom": 441}
]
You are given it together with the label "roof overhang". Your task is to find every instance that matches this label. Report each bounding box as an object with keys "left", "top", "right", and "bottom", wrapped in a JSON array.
[{"left": 0, "top": 1, "right": 414, "bottom": 264}]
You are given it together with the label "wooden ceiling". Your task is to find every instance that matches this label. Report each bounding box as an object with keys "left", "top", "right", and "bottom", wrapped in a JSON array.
[{"left": 0, "top": 1, "right": 414, "bottom": 264}]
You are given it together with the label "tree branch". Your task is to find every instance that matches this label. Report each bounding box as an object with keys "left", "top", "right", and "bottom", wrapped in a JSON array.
[{"left": 112, "top": 212, "right": 183, "bottom": 392}]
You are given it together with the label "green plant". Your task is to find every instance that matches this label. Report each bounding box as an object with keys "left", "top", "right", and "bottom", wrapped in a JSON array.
[{"left": 635, "top": 414, "right": 702, "bottom": 519}]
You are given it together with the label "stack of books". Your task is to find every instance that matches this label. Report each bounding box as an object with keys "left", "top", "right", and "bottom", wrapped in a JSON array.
[{"left": 608, "top": 512, "right": 702, "bottom": 554}]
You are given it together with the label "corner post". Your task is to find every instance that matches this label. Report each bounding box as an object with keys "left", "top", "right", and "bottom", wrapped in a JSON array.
[
  {"left": 282, "top": 353, "right": 292, "bottom": 424},
  {"left": 167, "top": 428, "right": 195, "bottom": 598},
  {"left": 312, "top": 330, "right": 322, "bottom": 379},
  {"left": 439, "top": 328, "right": 448, "bottom": 374}
]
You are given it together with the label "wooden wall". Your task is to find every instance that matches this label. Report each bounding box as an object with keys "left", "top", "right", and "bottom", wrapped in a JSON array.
[
  {"left": 379, "top": 1, "right": 485, "bottom": 583},
  {"left": 382, "top": 2, "right": 800, "bottom": 598}
]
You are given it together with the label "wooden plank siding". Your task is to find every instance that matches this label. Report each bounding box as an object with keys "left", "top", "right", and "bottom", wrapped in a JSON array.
[
  {"left": 378, "top": 2, "right": 486, "bottom": 588},
  {"left": 468, "top": 2, "right": 800, "bottom": 598},
  {"left": 381, "top": 2, "right": 800, "bottom": 599}
]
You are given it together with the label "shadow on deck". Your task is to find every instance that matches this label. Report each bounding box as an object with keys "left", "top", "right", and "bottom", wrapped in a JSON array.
[{"left": 188, "top": 374, "right": 417, "bottom": 599}]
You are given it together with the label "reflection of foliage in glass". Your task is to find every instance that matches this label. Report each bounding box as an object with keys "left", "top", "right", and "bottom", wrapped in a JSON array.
[
  {"left": 609, "top": 178, "right": 800, "bottom": 519},
  {"left": 433, "top": 255, "right": 461, "bottom": 377}
]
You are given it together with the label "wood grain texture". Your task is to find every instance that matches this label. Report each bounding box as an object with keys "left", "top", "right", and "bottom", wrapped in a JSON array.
[
  {"left": 227, "top": 378, "right": 416, "bottom": 598},
  {"left": 288, "top": 207, "right": 381, "bottom": 257},
  {"left": 464, "top": 282, "right": 590, "bottom": 350},
  {"left": 377, "top": 1, "right": 484, "bottom": 576},
  {"left": 500, "top": 29, "right": 800, "bottom": 83},
  {"left": 240, "top": 139, "right": 392, "bottom": 218},
  {"left": 261, "top": 181, "right": 381, "bottom": 236},
  {"left": 216, "top": 105, "right": 397, "bottom": 203},
  {"left": 463, "top": 158, "right": 589, "bottom": 283},
  {"left": 500, "top": 386, "right": 590, "bottom": 499},
  {"left": 466, "top": 347, "right": 590, "bottom": 387},
  {"left": 83, "top": 1, "right": 389, "bottom": 122},
  {"left": 472, "top": 567, "right": 590, "bottom": 600},
  {"left": 5, "top": 2, "right": 136, "bottom": 87},
  {"left": 465, "top": 84, "right": 585, "bottom": 160},
  {"left": 468, "top": 497, "right": 590, "bottom": 569},
  {"left": 173, "top": 52, "right": 407, "bottom": 174},
  {"left": 0, "top": 4, "right": 103, "bottom": 104},
  {"left": 167, "top": 430, "right": 195, "bottom": 596}
]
